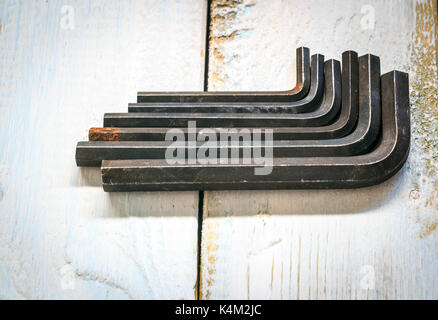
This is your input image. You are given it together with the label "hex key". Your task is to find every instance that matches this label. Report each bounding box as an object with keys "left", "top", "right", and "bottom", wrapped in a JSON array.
[
  {"left": 90, "top": 51, "right": 358, "bottom": 141},
  {"left": 104, "top": 59, "right": 339, "bottom": 128},
  {"left": 137, "top": 47, "right": 311, "bottom": 104},
  {"left": 77, "top": 59, "right": 338, "bottom": 166},
  {"left": 101, "top": 71, "right": 410, "bottom": 192},
  {"left": 76, "top": 54, "right": 377, "bottom": 167},
  {"left": 130, "top": 54, "right": 323, "bottom": 114}
]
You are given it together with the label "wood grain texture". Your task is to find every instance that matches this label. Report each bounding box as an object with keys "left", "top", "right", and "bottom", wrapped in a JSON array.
[
  {"left": 0, "top": 0, "right": 206, "bottom": 299},
  {"left": 200, "top": 0, "right": 438, "bottom": 300}
]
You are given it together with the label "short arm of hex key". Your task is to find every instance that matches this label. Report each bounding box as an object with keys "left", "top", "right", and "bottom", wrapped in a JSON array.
[
  {"left": 104, "top": 60, "right": 339, "bottom": 128},
  {"left": 101, "top": 71, "right": 410, "bottom": 192},
  {"left": 137, "top": 47, "right": 311, "bottom": 104},
  {"left": 76, "top": 54, "right": 376, "bottom": 166},
  {"left": 90, "top": 51, "right": 357, "bottom": 142},
  {"left": 130, "top": 54, "right": 323, "bottom": 114}
]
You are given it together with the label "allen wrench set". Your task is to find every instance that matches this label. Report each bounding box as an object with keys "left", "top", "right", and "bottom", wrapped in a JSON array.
[{"left": 75, "top": 47, "right": 411, "bottom": 192}]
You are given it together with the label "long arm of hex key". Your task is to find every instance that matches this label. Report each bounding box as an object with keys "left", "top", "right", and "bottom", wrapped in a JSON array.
[
  {"left": 104, "top": 60, "right": 339, "bottom": 128},
  {"left": 101, "top": 71, "right": 410, "bottom": 192},
  {"left": 130, "top": 54, "right": 323, "bottom": 114},
  {"left": 137, "top": 47, "right": 311, "bottom": 104},
  {"left": 89, "top": 51, "right": 358, "bottom": 142},
  {"left": 75, "top": 55, "right": 376, "bottom": 167}
]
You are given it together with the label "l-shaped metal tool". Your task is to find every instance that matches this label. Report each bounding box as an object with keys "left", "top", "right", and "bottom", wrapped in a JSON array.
[
  {"left": 131, "top": 54, "right": 323, "bottom": 114},
  {"left": 104, "top": 59, "right": 341, "bottom": 128},
  {"left": 89, "top": 51, "right": 358, "bottom": 141},
  {"left": 76, "top": 54, "right": 378, "bottom": 166},
  {"left": 137, "top": 47, "right": 311, "bottom": 104},
  {"left": 101, "top": 71, "right": 410, "bottom": 191}
]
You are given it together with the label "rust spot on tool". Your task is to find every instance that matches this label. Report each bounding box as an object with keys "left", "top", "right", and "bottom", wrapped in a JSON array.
[{"left": 89, "top": 128, "right": 120, "bottom": 141}]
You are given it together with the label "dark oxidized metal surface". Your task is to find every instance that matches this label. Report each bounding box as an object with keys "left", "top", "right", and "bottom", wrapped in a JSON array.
[
  {"left": 75, "top": 54, "right": 379, "bottom": 167},
  {"left": 101, "top": 71, "right": 410, "bottom": 192},
  {"left": 89, "top": 51, "right": 358, "bottom": 141},
  {"left": 104, "top": 59, "right": 340, "bottom": 128},
  {"left": 131, "top": 54, "right": 323, "bottom": 114},
  {"left": 137, "top": 47, "right": 311, "bottom": 104}
]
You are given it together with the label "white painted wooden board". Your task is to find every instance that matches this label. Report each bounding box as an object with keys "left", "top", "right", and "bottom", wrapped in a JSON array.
[
  {"left": 0, "top": 0, "right": 207, "bottom": 299},
  {"left": 201, "top": 0, "right": 438, "bottom": 299}
]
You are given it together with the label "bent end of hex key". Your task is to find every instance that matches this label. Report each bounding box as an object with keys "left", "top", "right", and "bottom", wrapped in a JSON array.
[
  {"left": 101, "top": 71, "right": 410, "bottom": 192},
  {"left": 271, "top": 50, "right": 359, "bottom": 139},
  {"left": 136, "top": 47, "right": 311, "bottom": 104},
  {"left": 130, "top": 53, "right": 323, "bottom": 114},
  {"left": 303, "top": 50, "right": 359, "bottom": 139}
]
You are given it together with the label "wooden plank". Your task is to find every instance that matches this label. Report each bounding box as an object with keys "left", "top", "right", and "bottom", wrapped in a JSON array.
[
  {"left": 0, "top": 0, "right": 206, "bottom": 299},
  {"left": 200, "top": 0, "right": 438, "bottom": 300}
]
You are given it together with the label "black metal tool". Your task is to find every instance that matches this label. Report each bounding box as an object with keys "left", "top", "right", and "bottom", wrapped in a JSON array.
[
  {"left": 137, "top": 47, "right": 311, "bottom": 104},
  {"left": 131, "top": 54, "right": 323, "bottom": 114},
  {"left": 101, "top": 71, "right": 410, "bottom": 192},
  {"left": 76, "top": 54, "right": 377, "bottom": 167},
  {"left": 104, "top": 59, "right": 339, "bottom": 128},
  {"left": 90, "top": 51, "right": 358, "bottom": 141}
]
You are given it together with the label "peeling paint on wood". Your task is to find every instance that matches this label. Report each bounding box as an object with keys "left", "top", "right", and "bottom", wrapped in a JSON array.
[
  {"left": 199, "top": 220, "right": 220, "bottom": 300},
  {"left": 409, "top": 0, "right": 438, "bottom": 237},
  {"left": 209, "top": 0, "right": 257, "bottom": 90}
]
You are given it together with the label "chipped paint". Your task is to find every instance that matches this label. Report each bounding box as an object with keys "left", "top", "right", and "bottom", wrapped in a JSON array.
[
  {"left": 421, "top": 220, "right": 438, "bottom": 239},
  {"left": 434, "top": 0, "right": 438, "bottom": 76},
  {"left": 209, "top": 0, "right": 255, "bottom": 90},
  {"left": 199, "top": 219, "right": 220, "bottom": 300},
  {"left": 408, "top": 0, "right": 438, "bottom": 236}
]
